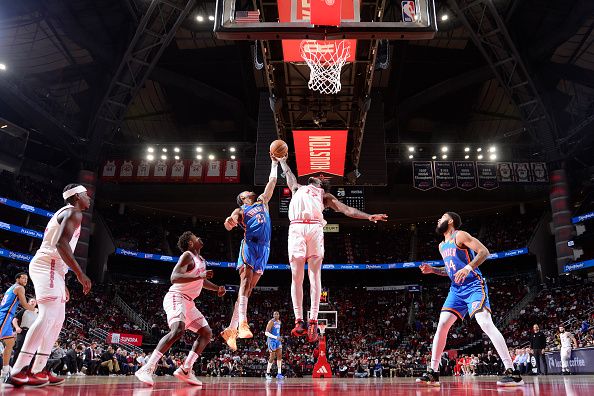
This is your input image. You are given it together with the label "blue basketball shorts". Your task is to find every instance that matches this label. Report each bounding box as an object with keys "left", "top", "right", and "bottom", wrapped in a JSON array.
[
  {"left": 236, "top": 240, "right": 270, "bottom": 275},
  {"left": 0, "top": 313, "right": 15, "bottom": 339},
  {"left": 441, "top": 280, "right": 491, "bottom": 320}
]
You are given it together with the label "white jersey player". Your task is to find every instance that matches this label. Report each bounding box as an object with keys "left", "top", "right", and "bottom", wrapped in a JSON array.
[
  {"left": 558, "top": 325, "right": 577, "bottom": 375},
  {"left": 276, "top": 155, "right": 388, "bottom": 343},
  {"left": 135, "top": 232, "right": 226, "bottom": 387},
  {"left": 9, "top": 184, "right": 92, "bottom": 387}
]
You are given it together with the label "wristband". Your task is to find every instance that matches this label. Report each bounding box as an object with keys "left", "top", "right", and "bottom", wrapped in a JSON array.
[
  {"left": 270, "top": 162, "right": 278, "bottom": 179},
  {"left": 464, "top": 264, "right": 474, "bottom": 272}
]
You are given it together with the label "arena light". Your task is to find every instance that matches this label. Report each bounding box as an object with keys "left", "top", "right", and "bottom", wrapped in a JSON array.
[
  {"left": 408, "top": 146, "right": 415, "bottom": 152},
  {"left": 478, "top": 154, "right": 483, "bottom": 160},
  {"left": 196, "top": 147, "right": 203, "bottom": 152},
  {"left": 174, "top": 147, "right": 180, "bottom": 153},
  {"left": 464, "top": 147, "right": 470, "bottom": 152},
  {"left": 0, "top": 63, "right": 6, "bottom": 71},
  {"left": 0, "top": 124, "right": 7, "bottom": 129},
  {"left": 161, "top": 155, "right": 167, "bottom": 160},
  {"left": 441, "top": 14, "right": 449, "bottom": 21},
  {"left": 442, "top": 154, "right": 447, "bottom": 159},
  {"left": 432, "top": 155, "right": 437, "bottom": 160},
  {"left": 441, "top": 146, "right": 448, "bottom": 153},
  {"left": 230, "top": 155, "right": 236, "bottom": 160},
  {"left": 196, "top": 15, "right": 204, "bottom": 22},
  {"left": 489, "top": 154, "right": 497, "bottom": 161},
  {"left": 208, "top": 154, "right": 215, "bottom": 160},
  {"left": 208, "top": 15, "right": 214, "bottom": 21},
  {"left": 230, "top": 146, "right": 236, "bottom": 152},
  {"left": 477, "top": 147, "right": 482, "bottom": 152},
  {"left": 489, "top": 146, "right": 496, "bottom": 153},
  {"left": 465, "top": 155, "right": 469, "bottom": 159},
  {"left": 147, "top": 147, "right": 154, "bottom": 153},
  {"left": 408, "top": 154, "right": 414, "bottom": 159},
  {"left": 147, "top": 154, "right": 154, "bottom": 161},
  {"left": 162, "top": 148, "right": 167, "bottom": 153},
  {"left": 174, "top": 155, "right": 180, "bottom": 160},
  {"left": 196, "top": 154, "right": 203, "bottom": 160}
]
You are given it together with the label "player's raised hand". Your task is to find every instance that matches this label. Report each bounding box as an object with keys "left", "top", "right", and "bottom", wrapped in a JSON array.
[
  {"left": 217, "top": 285, "right": 226, "bottom": 297},
  {"left": 202, "top": 270, "right": 214, "bottom": 280},
  {"left": 270, "top": 153, "right": 279, "bottom": 162},
  {"left": 419, "top": 263, "right": 434, "bottom": 275},
  {"left": 368, "top": 214, "right": 388, "bottom": 223},
  {"left": 275, "top": 153, "right": 288, "bottom": 163},
  {"left": 225, "top": 216, "right": 238, "bottom": 229}
]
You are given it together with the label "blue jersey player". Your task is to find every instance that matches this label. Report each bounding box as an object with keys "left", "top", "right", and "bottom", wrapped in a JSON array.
[
  {"left": 265, "top": 311, "right": 284, "bottom": 380},
  {"left": 0, "top": 273, "right": 36, "bottom": 378},
  {"left": 416, "top": 212, "right": 523, "bottom": 387},
  {"left": 221, "top": 155, "right": 278, "bottom": 350}
]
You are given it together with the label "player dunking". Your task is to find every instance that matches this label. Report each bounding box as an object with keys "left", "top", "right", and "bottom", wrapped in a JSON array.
[
  {"left": 276, "top": 156, "right": 387, "bottom": 342},
  {"left": 220, "top": 155, "right": 278, "bottom": 350},
  {"left": 8, "top": 184, "right": 92, "bottom": 387},
  {"left": 416, "top": 212, "right": 523, "bottom": 387},
  {"left": 135, "top": 232, "right": 226, "bottom": 387},
  {"left": 0, "top": 273, "right": 36, "bottom": 380},
  {"left": 265, "top": 311, "right": 284, "bottom": 380}
]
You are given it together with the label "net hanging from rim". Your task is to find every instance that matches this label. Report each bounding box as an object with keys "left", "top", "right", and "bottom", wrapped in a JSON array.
[{"left": 300, "top": 39, "right": 351, "bottom": 95}]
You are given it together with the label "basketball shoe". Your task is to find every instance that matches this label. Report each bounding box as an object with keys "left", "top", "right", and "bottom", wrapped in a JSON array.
[
  {"left": 307, "top": 320, "right": 319, "bottom": 343},
  {"left": 497, "top": 368, "right": 524, "bottom": 386},
  {"left": 238, "top": 321, "right": 253, "bottom": 338},
  {"left": 291, "top": 319, "right": 307, "bottom": 337},
  {"left": 40, "top": 370, "right": 65, "bottom": 385},
  {"left": 174, "top": 367, "right": 202, "bottom": 386},
  {"left": 220, "top": 327, "right": 238, "bottom": 351},
  {"left": 5, "top": 368, "right": 49, "bottom": 387},
  {"left": 135, "top": 366, "right": 155, "bottom": 386},
  {"left": 416, "top": 369, "right": 440, "bottom": 387}
]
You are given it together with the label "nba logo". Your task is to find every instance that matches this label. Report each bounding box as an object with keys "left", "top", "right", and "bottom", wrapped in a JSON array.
[{"left": 401, "top": 1, "right": 416, "bottom": 22}]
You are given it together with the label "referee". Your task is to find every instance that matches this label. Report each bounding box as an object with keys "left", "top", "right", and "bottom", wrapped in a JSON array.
[
  {"left": 530, "top": 324, "right": 547, "bottom": 375},
  {"left": 10, "top": 298, "right": 38, "bottom": 365}
]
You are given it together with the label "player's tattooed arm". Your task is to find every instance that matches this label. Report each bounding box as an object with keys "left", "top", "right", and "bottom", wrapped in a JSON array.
[
  {"left": 455, "top": 231, "right": 490, "bottom": 270},
  {"left": 419, "top": 263, "right": 448, "bottom": 276},
  {"left": 276, "top": 155, "right": 300, "bottom": 193},
  {"left": 324, "top": 193, "right": 388, "bottom": 222}
]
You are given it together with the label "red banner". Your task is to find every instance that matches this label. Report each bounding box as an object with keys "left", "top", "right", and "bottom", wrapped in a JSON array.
[
  {"left": 278, "top": 0, "right": 358, "bottom": 62},
  {"left": 107, "top": 332, "right": 143, "bottom": 346},
  {"left": 293, "top": 130, "right": 348, "bottom": 177},
  {"left": 204, "top": 160, "right": 223, "bottom": 183},
  {"left": 223, "top": 160, "right": 240, "bottom": 183},
  {"left": 169, "top": 160, "right": 188, "bottom": 183},
  {"left": 187, "top": 160, "right": 204, "bottom": 183},
  {"left": 311, "top": 0, "right": 342, "bottom": 26}
]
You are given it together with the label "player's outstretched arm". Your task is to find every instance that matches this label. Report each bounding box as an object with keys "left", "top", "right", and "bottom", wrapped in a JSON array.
[
  {"left": 258, "top": 155, "right": 279, "bottom": 204},
  {"left": 323, "top": 193, "right": 388, "bottom": 222},
  {"left": 56, "top": 209, "right": 92, "bottom": 294},
  {"left": 203, "top": 280, "right": 226, "bottom": 297},
  {"left": 224, "top": 208, "right": 242, "bottom": 231},
  {"left": 276, "top": 155, "right": 300, "bottom": 193},
  {"left": 419, "top": 263, "right": 449, "bottom": 277}
]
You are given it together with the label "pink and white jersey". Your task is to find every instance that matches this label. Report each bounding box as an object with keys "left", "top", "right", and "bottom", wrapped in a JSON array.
[
  {"left": 36, "top": 205, "right": 81, "bottom": 272},
  {"left": 168, "top": 252, "right": 206, "bottom": 300},
  {"left": 288, "top": 185, "right": 327, "bottom": 225}
]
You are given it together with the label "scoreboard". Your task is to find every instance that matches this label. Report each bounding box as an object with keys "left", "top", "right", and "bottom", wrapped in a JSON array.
[{"left": 279, "top": 186, "right": 365, "bottom": 217}]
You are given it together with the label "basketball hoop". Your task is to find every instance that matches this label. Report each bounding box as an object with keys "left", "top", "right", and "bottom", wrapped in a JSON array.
[{"left": 300, "top": 40, "right": 351, "bottom": 94}]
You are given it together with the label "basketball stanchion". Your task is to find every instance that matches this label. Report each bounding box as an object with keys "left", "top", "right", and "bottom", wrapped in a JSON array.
[{"left": 312, "top": 322, "right": 332, "bottom": 378}]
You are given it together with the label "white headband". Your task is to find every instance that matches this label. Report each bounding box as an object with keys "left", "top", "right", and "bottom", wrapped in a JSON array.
[{"left": 63, "top": 185, "right": 87, "bottom": 200}]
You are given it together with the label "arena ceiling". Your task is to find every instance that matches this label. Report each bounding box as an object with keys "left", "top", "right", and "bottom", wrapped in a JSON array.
[{"left": 0, "top": 0, "right": 593, "bottom": 169}]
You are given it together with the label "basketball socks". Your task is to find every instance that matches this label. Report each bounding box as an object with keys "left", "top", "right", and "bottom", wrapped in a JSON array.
[
  {"left": 267, "top": 362, "right": 273, "bottom": 374},
  {"left": 229, "top": 301, "right": 240, "bottom": 329},
  {"left": 277, "top": 360, "right": 282, "bottom": 374},
  {"left": 238, "top": 295, "right": 249, "bottom": 323},
  {"left": 474, "top": 311, "right": 514, "bottom": 370},
  {"left": 430, "top": 312, "right": 458, "bottom": 372},
  {"left": 183, "top": 351, "right": 199, "bottom": 371},
  {"left": 146, "top": 350, "right": 163, "bottom": 371},
  {"left": 31, "top": 353, "right": 50, "bottom": 374},
  {"left": 308, "top": 258, "right": 322, "bottom": 321}
]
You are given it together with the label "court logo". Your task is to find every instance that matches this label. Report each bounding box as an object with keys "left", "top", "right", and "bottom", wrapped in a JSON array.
[{"left": 316, "top": 366, "right": 329, "bottom": 374}]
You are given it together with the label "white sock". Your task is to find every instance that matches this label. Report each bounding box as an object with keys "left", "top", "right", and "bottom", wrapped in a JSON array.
[
  {"left": 308, "top": 258, "right": 322, "bottom": 321},
  {"left": 146, "top": 350, "right": 163, "bottom": 371},
  {"left": 183, "top": 351, "right": 199, "bottom": 371},
  {"left": 277, "top": 360, "right": 282, "bottom": 374},
  {"left": 229, "top": 301, "right": 240, "bottom": 329},
  {"left": 267, "top": 362, "right": 273, "bottom": 374},
  {"left": 2, "top": 365, "right": 9, "bottom": 372},
  {"left": 290, "top": 258, "right": 305, "bottom": 321},
  {"left": 475, "top": 310, "right": 514, "bottom": 370},
  {"left": 238, "top": 295, "right": 248, "bottom": 323},
  {"left": 430, "top": 312, "right": 457, "bottom": 372}
]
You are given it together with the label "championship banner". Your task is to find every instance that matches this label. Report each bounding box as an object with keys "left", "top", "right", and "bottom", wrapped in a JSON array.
[
  {"left": 530, "top": 162, "right": 548, "bottom": 183},
  {"left": 293, "top": 130, "right": 348, "bottom": 177},
  {"left": 204, "top": 160, "right": 222, "bottom": 183},
  {"left": 101, "top": 161, "right": 117, "bottom": 180},
  {"left": 107, "top": 332, "right": 143, "bottom": 347},
  {"left": 223, "top": 160, "right": 240, "bottom": 183},
  {"left": 434, "top": 161, "right": 455, "bottom": 190},
  {"left": 454, "top": 161, "right": 477, "bottom": 191},
  {"left": 135, "top": 160, "right": 151, "bottom": 181},
  {"left": 187, "top": 160, "right": 204, "bottom": 183},
  {"left": 151, "top": 159, "right": 169, "bottom": 182},
  {"left": 513, "top": 162, "right": 531, "bottom": 183},
  {"left": 169, "top": 160, "right": 187, "bottom": 183},
  {"left": 118, "top": 160, "right": 135, "bottom": 182},
  {"left": 497, "top": 162, "right": 514, "bottom": 183},
  {"left": 476, "top": 162, "right": 498, "bottom": 190},
  {"left": 412, "top": 161, "right": 434, "bottom": 191}
]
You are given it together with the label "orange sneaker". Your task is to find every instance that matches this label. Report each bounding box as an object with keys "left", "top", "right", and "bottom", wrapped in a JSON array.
[
  {"left": 237, "top": 321, "right": 253, "bottom": 339},
  {"left": 220, "top": 327, "right": 238, "bottom": 351}
]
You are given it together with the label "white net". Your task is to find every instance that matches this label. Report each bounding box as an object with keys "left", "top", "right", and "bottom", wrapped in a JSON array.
[{"left": 300, "top": 40, "right": 351, "bottom": 95}]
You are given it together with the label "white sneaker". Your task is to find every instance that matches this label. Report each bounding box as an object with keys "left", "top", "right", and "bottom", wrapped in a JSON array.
[
  {"left": 135, "top": 367, "right": 155, "bottom": 386},
  {"left": 174, "top": 367, "right": 202, "bottom": 386}
]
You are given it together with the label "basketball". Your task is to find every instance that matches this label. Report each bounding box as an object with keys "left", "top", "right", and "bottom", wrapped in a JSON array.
[{"left": 270, "top": 140, "right": 288, "bottom": 158}]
